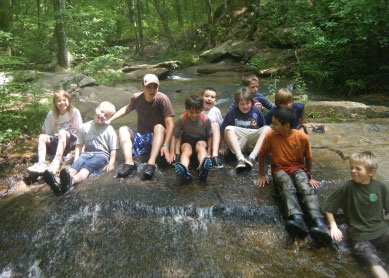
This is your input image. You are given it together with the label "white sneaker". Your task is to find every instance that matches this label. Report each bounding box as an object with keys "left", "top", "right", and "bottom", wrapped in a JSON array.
[
  {"left": 47, "top": 162, "right": 60, "bottom": 174},
  {"left": 27, "top": 162, "right": 48, "bottom": 175}
]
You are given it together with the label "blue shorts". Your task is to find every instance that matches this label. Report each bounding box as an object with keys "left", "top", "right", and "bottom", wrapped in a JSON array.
[
  {"left": 71, "top": 153, "right": 108, "bottom": 175},
  {"left": 47, "top": 133, "right": 77, "bottom": 156},
  {"left": 132, "top": 130, "right": 153, "bottom": 157}
]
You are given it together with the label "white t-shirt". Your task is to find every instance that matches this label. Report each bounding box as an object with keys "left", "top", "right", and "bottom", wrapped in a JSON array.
[
  {"left": 203, "top": 106, "right": 223, "bottom": 125},
  {"left": 42, "top": 108, "right": 83, "bottom": 135}
]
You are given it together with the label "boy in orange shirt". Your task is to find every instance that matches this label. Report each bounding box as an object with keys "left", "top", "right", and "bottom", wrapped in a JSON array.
[{"left": 256, "top": 107, "right": 331, "bottom": 243}]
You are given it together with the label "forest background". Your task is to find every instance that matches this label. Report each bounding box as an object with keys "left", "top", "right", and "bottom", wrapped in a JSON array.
[{"left": 0, "top": 0, "right": 388, "bottom": 144}]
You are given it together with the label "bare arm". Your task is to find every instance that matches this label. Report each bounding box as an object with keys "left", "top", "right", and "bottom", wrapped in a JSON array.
[
  {"left": 207, "top": 136, "right": 212, "bottom": 157},
  {"left": 219, "top": 134, "right": 226, "bottom": 155},
  {"left": 169, "top": 136, "right": 177, "bottom": 163},
  {"left": 105, "top": 104, "right": 131, "bottom": 124},
  {"left": 305, "top": 157, "right": 319, "bottom": 188},
  {"left": 325, "top": 212, "right": 343, "bottom": 242},
  {"left": 74, "top": 144, "right": 83, "bottom": 161},
  {"left": 256, "top": 155, "right": 268, "bottom": 187},
  {"left": 161, "top": 116, "right": 174, "bottom": 162},
  {"left": 104, "top": 150, "right": 116, "bottom": 171}
]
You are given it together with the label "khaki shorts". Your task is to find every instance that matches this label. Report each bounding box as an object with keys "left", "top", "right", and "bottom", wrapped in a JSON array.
[{"left": 224, "top": 126, "right": 267, "bottom": 153}]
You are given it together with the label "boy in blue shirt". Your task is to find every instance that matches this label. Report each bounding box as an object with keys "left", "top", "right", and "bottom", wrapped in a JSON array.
[
  {"left": 265, "top": 88, "right": 305, "bottom": 130},
  {"left": 221, "top": 87, "right": 271, "bottom": 172},
  {"left": 228, "top": 74, "right": 275, "bottom": 112},
  {"left": 170, "top": 96, "right": 213, "bottom": 183}
]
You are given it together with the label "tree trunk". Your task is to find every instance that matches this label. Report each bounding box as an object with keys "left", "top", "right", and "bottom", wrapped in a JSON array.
[
  {"left": 53, "top": 0, "right": 70, "bottom": 69},
  {"left": 126, "top": 0, "right": 140, "bottom": 55},
  {"left": 136, "top": 0, "right": 144, "bottom": 56},
  {"left": 204, "top": 0, "right": 214, "bottom": 47},
  {"left": 174, "top": 0, "right": 183, "bottom": 27},
  {"left": 0, "top": 0, "right": 12, "bottom": 32},
  {"left": 152, "top": 0, "right": 173, "bottom": 45}
]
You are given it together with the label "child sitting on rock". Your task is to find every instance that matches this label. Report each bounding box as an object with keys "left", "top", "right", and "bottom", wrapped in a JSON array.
[
  {"left": 27, "top": 90, "right": 83, "bottom": 175},
  {"left": 170, "top": 95, "right": 212, "bottom": 183},
  {"left": 43, "top": 101, "right": 118, "bottom": 195},
  {"left": 256, "top": 107, "right": 331, "bottom": 244}
]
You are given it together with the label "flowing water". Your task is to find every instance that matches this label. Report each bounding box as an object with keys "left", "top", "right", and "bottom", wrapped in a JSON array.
[{"left": 0, "top": 70, "right": 374, "bottom": 277}]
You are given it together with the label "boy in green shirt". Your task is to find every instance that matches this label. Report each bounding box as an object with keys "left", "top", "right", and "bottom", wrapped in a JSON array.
[{"left": 322, "top": 151, "right": 389, "bottom": 278}]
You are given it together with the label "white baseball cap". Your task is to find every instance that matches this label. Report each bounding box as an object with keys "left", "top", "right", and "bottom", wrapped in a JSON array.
[{"left": 143, "top": 74, "right": 160, "bottom": 86}]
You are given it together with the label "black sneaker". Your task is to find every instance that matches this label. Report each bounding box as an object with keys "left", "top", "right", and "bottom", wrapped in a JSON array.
[
  {"left": 43, "top": 170, "right": 61, "bottom": 195},
  {"left": 198, "top": 157, "right": 212, "bottom": 182},
  {"left": 143, "top": 164, "right": 156, "bottom": 180},
  {"left": 117, "top": 163, "right": 137, "bottom": 178},
  {"left": 211, "top": 156, "right": 223, "bottom": 168},
  {"left": 59, "top": 168, "right": 74, "bottom": 193}
]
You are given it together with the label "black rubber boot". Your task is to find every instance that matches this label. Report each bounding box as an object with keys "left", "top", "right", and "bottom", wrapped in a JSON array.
[
  {"left": 286, "top": 214, "right": 309, "bottom": 237},
  {"left": 310, "top": 217, "right": 332, "bottom": 246}
]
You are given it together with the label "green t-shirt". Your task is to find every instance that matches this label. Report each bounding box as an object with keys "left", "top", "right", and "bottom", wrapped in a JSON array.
[{"left": 321, "top": 179, "right": 389, "bottom": 242}]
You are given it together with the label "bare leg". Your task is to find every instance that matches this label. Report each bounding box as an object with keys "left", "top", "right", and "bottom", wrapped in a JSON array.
[
  {"left": 371, "top": 265, "right": 388, "bottom": 278},
  {"left": 249, "top": 126, "right": 271, "bottom": 159},
  {"left": 38, "top": 134, "right": 50, "bottom": 163},
  {"left": 211, "top": 122, "right": 220, "bottom": 157},
  {"left": 119, "top": 126, "right": 135, "bottom": 165},
  {"left": 71, "top": 168, "right": 90, "bottom": 184},
  {"left": 196, "top": 141, "right": 208, "bottom": 163},
  {"left": 225, "top": 128, "right": 244, "bottom": 158},
  {"left": 148, "top": 124, "right": 165, "bottom": 165},
  {"left": 175, "top": 136, "right": 182, "bottom": 155},
  {"left": 180, "top": 143, "right": 192, "bottom": 167},
  {"left": 54, "top": 129, "right": 70, "bottom": 161}
]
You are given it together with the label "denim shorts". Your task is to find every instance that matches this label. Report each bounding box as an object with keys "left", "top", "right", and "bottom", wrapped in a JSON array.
[
  {"left": 71, "top": 153, "right": 108, "bottom": 175},
  {"left": 47, "top": 133, "right": 77, "bottom": 156},
  {"left": 132, "top": 130, "right": 153, "bottom": 157}
]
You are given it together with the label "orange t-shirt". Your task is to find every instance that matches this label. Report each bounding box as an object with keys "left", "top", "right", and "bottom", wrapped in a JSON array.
[{"left": 259, "top": 129, "right": 312, "bottom": 175}]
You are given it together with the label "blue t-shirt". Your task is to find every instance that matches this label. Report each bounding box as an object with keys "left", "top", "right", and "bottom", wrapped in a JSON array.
[
  {"left": 265, "top": 103, "right": 305, "bottom": 129},
  {"left": 221, "top": 106, "right": 266, "bottom": 133},
  {"left": 228, "top": 92, "right": 275, "bottom": 112}
]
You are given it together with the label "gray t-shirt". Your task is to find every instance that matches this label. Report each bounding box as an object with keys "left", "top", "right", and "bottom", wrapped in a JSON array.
[
  {"left": 173, "top": 113, "right": 212, "bottom": 140},
  {"left": 203, "top": 106, "right": 223, "bottom": 125},
  {"left": 77, "top": 121, "right": 119, "bottom": 160}
]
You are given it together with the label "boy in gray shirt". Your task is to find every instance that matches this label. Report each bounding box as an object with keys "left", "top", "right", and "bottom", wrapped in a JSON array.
[
  {"left": 43, "top": 101, "right": 119, "bottom": 195},
  {"left": 170, "top": 95, "right": 212, "bottom": 183}
]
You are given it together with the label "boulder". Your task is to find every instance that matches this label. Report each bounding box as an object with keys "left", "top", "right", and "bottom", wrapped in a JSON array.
[
  {"left": 195, "top": 58, "right": 248, "bottom": 74},
  {"left": 306, "top": 101, "right": 389, "bottom": 120},
  {"left": 200, "top": 40, "right": 258, "bottom": 62},
  {"left": 121, "top": 68, "right": 170, "bottom": 82},
  {"left": 258, "top": 66, "right": 291, "bottom": 77},
  {"left": 79, "top": 76, "right": 97, "bottom": 88}
]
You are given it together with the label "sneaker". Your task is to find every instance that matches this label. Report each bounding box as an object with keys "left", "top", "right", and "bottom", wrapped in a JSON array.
[
  {"left": 244, "top": 157, "right": 255, "bottom": 171},
  {"left": 236, "top": 159, "right": 246, "bottom": 173},
  {"left": 27, "top": 162, "right": 48, "bottom": 175},
  {"left": 143, "top": 164, "right": 156, "bottom": 180},
  {"left": 117, "top": 164, "right": 137, "bottom": 178},
  {"left": 47, "top": 161, "right": 60, "bottom": 174},
  {"left": 175, "top": 162, "right": 193, "bottom": 183},
  {"left": 59, "top": 168, "right": 74, "bottom": 193},
  {"left": 43, "top": 170, "right": 61, "bottom": 195},
  {"left": 285, "top": 214, "right": 309, "bottom": 237},
  {"left": 211, "top": 156, "right": 223, "bottom": 168},
  {"left": 198, "top": 157, "right": 212, "bottom": 182}
]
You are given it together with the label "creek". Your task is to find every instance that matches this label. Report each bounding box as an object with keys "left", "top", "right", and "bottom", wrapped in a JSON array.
[{"left": 1, "top": 69, "right": 381, "bottom": 277}]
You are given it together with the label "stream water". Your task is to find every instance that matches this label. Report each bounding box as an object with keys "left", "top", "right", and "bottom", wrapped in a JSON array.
[{"left": 0, "top": 70, "right": 374, "bottom": 277}]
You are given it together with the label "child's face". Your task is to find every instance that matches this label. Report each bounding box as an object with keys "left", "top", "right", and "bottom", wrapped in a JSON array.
[
  {"left": 238, "top": 99, "right": 252, "bottom": 114},
  {"left": 202, "top": 90, "right": 217, "bottom": 110},
  {"left": 349, "top": 162, "right": 375, "bottom": 184},
  {"left": 279, "top": 101, "right": 293, "bottom": 108},
  {"left": 187, "top": 108, "right": 202, "bottom": 122},
  {"left": 142, "top": 83, "right": 159, "bottom": 102},
  {"left": 94, "top": 107, "right": 112, "bottom": 125},
  {"left": 271, "top": 117, "right": 289, "bottom": 136},
  {"left": 248, "top": 80, "right": 259, "bottom": 95},
  {"left": 55, "top": 96, "right": 70, "bottom": 114}
]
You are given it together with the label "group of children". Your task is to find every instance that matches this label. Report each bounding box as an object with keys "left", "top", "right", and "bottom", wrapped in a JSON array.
[{"left": 27, "top": 73, "right": 388, "bottom": 277}]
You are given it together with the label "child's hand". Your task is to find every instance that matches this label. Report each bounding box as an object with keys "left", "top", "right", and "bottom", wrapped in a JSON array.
[
  {"left": 105, "top": 119, "right": 111, "bottom": 125},
  {"left": 256, "top": 176, "right": 268, "bottom": 187},
  {"left": 219, "top": 146, "right": 226, "bottom": 156},
  {"left": 309, "top": 178, "right": 320, "bottom": 189},
  {"left": 330, "top": 226, "right": 343, "bottom": 242},
  {"left": 104, "top": 163, "right": 114, "bottom": 171},
  {"left": 161, "top": 146, "right": 171, "bottom": 163},
  {"left": 168, "top": 152, "right": 175, "bottom": 164},
  {"left": 254, "top": 103, "right": 263, "bottom": 110}
]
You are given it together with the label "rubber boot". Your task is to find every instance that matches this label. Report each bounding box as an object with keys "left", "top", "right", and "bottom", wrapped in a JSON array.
[
  {"left": 286, "top": 214, "right": 309, "bottom": 237},
  {"left": 310, "top": 217, "right": 332, "bottom": 246}
]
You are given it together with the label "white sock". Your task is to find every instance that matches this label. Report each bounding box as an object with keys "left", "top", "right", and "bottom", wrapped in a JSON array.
[
  {"left": 249, "top": 154, "right": 257, "bottom": 161},
  {"left": 236, "top": 154, "right": 244, "bottom": 161}
]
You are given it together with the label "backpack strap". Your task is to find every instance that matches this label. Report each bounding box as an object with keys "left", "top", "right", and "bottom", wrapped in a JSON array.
[{"left": 181, "top": 112, "right": 207, "bottom": 126}]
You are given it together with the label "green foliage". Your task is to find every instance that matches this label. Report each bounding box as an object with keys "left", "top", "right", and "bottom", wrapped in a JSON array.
[{"left": 161, "top": 49, "right": 199, "bottom": 67}]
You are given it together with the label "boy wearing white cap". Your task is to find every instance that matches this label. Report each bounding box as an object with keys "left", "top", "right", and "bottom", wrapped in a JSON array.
[{"left": 106, "top": 73, "right": 175, "bottom": 180}]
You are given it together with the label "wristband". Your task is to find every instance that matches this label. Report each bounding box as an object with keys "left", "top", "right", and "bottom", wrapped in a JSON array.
[{"left": 162, "top": 143, "right": 169, "bottom": 148}]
